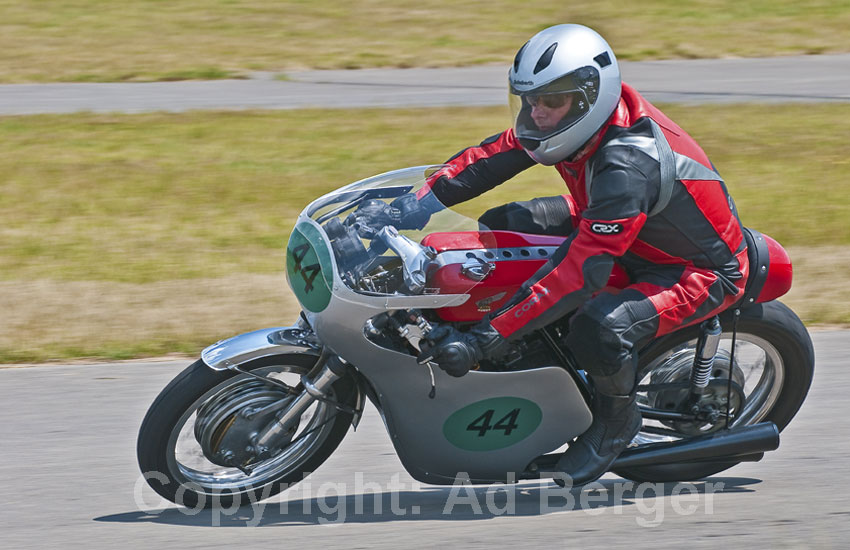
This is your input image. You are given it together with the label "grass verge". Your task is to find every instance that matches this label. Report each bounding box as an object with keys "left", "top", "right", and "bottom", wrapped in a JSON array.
[
  {"left": 0, "top": 1, "right": 848, "bottom": 82},
  {"left": 1, "top": 247, "right": 845, "bottom": 364},
  {"left": 1, "top": 103, "right": 848, "bottom": 362}
]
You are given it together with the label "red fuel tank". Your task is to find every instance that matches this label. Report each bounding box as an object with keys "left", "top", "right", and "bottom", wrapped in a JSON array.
[{"left": 422, "top": 231, "right": 629, "bottom": 322}]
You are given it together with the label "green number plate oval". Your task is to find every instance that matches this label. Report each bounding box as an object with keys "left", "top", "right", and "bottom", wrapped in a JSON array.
[
  {"left": 443, "top": 396, "right": 543, "bottom": 451},
  {"left": 286, "top": 222, "right": 334, "bottom": 313}
]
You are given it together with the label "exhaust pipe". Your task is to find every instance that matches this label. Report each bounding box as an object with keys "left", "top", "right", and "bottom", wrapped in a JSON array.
[
  {"left": 525, "top": 421, "right": 779, "bottom": 477},
  {"left": 612, "top": 421, "right": 779, "bottom": 468}
]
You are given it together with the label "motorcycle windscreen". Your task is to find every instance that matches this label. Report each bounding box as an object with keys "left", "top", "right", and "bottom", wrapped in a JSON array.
[{"left": 287, "top": 165, "right": 493, "bottom": 305}]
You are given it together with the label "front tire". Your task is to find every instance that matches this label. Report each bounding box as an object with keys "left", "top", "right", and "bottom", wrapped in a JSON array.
[
  {"left": 137, "top": 354, "right": 357, "bottom": 508},
  {"left": 613, "top": 300, "right": 814, "bottom": 483}
]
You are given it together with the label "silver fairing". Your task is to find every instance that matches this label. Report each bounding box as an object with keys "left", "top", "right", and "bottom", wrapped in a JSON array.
[
  {"left": 305, "top": 216, "right": 592, "bottom": 482},
  {"left": 287, "top": 166, "right": 593, "bottom": 483}
]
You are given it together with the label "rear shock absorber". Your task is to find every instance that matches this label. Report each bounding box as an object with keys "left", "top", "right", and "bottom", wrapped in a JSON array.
[{"left": 689, "top": 316, "right": 722, "bottom": 410}]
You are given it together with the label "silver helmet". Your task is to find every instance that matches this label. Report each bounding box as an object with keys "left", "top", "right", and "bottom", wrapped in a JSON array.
[{"left": 509, "top": 24, "right": 622, "bottom": 165}]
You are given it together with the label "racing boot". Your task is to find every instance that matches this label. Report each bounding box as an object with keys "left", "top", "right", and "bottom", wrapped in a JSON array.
[{"left": 555, "top": 363, "right": 641, "bottom": 487}]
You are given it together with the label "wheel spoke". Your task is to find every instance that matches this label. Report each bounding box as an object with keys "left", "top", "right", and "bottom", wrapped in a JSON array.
[
  {"left": 635, "top": 333, "right": 784, "bottom": 444},
  {"left": 165, "top": 365, "right": 340, "bottom": 493}
]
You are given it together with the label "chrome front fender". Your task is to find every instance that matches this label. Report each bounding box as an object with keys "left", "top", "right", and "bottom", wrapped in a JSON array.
[
  {"left": 201, "top": 325, "right": 366, "bottom": 428},
  {"left": 201, "top": 326, "right": 321, "bottom": 371}
]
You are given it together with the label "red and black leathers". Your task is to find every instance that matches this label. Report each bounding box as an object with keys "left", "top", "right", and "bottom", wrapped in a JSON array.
[{"left": 419, "top": 83, "right": 748, "bottom": 376}]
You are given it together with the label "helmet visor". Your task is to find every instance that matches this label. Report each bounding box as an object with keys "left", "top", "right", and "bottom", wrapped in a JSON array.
[{"left": 510, "top": 65, "right": 601, "bottom": 144}]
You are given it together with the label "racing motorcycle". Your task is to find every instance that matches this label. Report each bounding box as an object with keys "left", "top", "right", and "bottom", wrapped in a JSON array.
[{"left": 137, "top": 165, "right": 814, "bottom": 508}]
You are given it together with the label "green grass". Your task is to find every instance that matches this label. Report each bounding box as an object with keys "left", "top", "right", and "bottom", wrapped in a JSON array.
[
  {"left": 1, "top": 103, "right": 848, "bottom": 362},
  {"left": 2, "top": 104, "right": 848, "bottom": 283},
  {"left": 0, "top": 1, "right": 848, "bottom": 82}
]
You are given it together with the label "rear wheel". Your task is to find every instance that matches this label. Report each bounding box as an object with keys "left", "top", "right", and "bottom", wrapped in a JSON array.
[
  {"left": 137, "top": 354, "right": 358, "bottom": 508},
  {"left": 613, "top": 301, "right": 814, "bottom": 483}
]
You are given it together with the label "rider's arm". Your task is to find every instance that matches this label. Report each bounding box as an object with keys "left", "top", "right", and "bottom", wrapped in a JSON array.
[
  {"left": 416, "top": 129, "right": 536, "bottom": 208},
  {"left": 489, "top": 145, "right": 658, "bottom": 339}
]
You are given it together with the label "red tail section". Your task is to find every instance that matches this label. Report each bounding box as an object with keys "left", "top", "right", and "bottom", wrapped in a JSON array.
[{"left": 757, "top": 234, "right": 793, "bottom": 303}]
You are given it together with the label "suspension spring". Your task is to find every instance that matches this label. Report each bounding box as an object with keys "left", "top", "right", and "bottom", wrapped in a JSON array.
[
  {"left": 690, "top": 356, "right": 714, "bottom": 389},
  {"left": 689, "top": 316, "right": 722, "bottom": 404}
]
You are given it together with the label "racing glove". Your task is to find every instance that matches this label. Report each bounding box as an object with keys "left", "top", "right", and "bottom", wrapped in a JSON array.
[
  {"left": 417, "top": 321, "right": 508, "bottom": 377},
  {"left": 346, "top": 194, "right": 434, "bottom": 238}
]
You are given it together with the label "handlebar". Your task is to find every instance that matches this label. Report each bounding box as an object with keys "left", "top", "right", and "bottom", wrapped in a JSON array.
[{"left": 373, "top": 226, "right": 437, "bottom": 294}]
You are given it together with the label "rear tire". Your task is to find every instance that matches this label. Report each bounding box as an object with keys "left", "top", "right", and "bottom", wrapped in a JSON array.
[
  {"left": 613, "top": 301, "right": 814, "bottom": 483},
  {"left": 137, "top": 354, "right": 357, "bottom": 508}
]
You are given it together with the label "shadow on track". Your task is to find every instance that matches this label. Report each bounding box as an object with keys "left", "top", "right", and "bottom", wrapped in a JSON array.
[{"left": 95, "top": 476, "right": 760, "bottom": 527}]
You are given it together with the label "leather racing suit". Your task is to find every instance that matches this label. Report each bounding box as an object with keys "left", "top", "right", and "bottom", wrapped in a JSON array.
[{"left": 417, "top": 83, "right": 749, "bottom": 377}]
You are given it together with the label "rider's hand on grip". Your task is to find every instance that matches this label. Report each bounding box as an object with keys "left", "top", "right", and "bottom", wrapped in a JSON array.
[
  {"left": 345, "top": 195, "right": 433, "bottom": 238},
  {"left": 345, "top": 199, "right": 400, "bottom": 238},
  {"left": 390, "top": 194, "right": 431, "bottom": 230}
]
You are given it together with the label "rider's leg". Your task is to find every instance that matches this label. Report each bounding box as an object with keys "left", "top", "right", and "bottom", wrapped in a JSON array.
[
  {"left": 556, "top": 289, "right": 652, "bottom": 487},
  {"left": 478, "top": 195, "right": 576, "bottom": 235},
  {"left": 556, "top": 264, "right": 749, "bottom": 486}
]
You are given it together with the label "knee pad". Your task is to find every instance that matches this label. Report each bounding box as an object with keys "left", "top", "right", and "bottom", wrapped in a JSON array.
[
  {"left": 478, "top": 202, "right": 527, "bottom": 232},
  {"left": 478, "top": 196, "right": 573, "bottom": 235},
  {"left": 565, "top": 311, "right": 627, "bottom": 377}
]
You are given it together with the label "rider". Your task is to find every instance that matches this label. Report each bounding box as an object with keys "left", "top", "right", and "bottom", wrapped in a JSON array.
[{"left": 353, "top": 24, "right": 749, "bottom": 486}]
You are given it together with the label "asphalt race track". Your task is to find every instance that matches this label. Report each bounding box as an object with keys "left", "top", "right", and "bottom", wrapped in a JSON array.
[
  {"left": 0, "top": 54, "right": 849, "bottom": 115},
  {"left": 0, "top": 330, "right": 847, "bottom": 548}
]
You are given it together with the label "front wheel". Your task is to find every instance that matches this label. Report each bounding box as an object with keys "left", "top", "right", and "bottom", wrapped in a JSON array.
[
  {"left": 613, "top": 300, "right": 814, "bottom": 483},
  {"left": 137, "top": 354, "right": 358, "bottom": 508}
]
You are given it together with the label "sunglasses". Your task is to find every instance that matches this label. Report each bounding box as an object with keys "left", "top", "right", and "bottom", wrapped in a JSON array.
[{"left": 526, "top": 93, "right": 571, "bottom": 109}]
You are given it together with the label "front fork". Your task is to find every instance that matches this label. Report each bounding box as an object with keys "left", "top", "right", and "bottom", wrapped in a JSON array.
[
  {"left": 212, "top": 350, "right": 355, "bottom": 472},
  {"left": 251, "top": 353, "right": 349, "bottom": 452}
]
